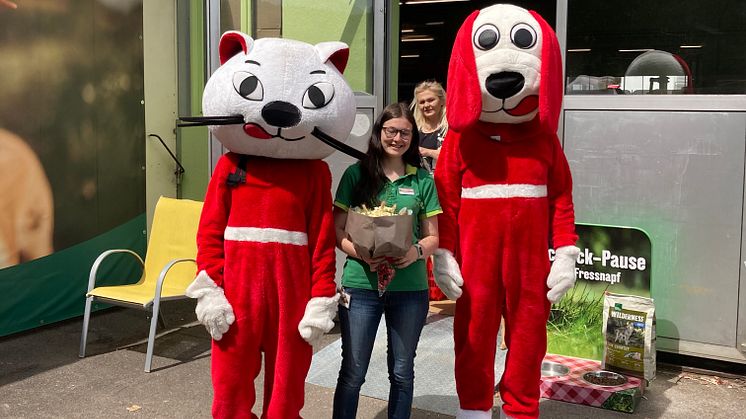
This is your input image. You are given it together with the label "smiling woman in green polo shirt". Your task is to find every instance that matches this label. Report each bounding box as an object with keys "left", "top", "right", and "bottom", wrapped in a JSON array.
[{"left": 332, "top": 102, "right": 441, "bottom": 419}]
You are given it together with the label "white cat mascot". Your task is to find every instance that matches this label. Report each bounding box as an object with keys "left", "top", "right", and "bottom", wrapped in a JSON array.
[{"left": 183, "top": 31, "right": 356, "bottom": 419}]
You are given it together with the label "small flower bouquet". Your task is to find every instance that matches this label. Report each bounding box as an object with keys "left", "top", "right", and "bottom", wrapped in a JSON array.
[{"left": 345, "top": 202, "right": 413, "bottom": 296}]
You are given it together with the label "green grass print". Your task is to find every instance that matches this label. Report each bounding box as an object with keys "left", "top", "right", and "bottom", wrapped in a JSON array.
[{"left": 547, "top": 282, "right": 608, "bottom": 360}]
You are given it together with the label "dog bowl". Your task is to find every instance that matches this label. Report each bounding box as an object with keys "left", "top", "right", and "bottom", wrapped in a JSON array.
[
  {"left": 541, "top": 361, "right": 570, "bottom": 377},
  {"left": 582, "top": 370, "right": 628, "bottom": 387}
]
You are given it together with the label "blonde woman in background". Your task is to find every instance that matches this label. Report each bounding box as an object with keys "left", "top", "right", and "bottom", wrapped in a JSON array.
[
  {"left": 411, "top": 80, "right": 448, "bottom": 301},
  {"left": 411, "top": 80, "right": 447, "bottom": 173}
]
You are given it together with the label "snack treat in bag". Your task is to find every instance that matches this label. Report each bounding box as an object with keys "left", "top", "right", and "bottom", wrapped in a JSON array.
[{"left": 345, "top": 202, "right": 413, "bottom": 295}]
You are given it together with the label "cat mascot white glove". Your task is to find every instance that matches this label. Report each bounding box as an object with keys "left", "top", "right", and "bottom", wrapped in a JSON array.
[
  {"left": 185, "top": 270, "right": 235, "bottom": 341},
  {"left": 298, "top": 294, "right": 340, "bottom": 346}
]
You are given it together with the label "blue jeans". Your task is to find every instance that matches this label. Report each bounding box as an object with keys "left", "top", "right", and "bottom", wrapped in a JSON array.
[{"left": 332, "top": 288, "right": 429, "bottom": 419}]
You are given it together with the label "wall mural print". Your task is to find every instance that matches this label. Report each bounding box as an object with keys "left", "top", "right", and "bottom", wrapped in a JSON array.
[{"left": 0, "top": 0, "right": 146, "bottom": 335}]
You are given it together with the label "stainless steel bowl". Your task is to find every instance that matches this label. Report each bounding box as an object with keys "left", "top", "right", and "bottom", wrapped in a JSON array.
[
  {"left": 582, "top": 370, "right": 628, "bottom": 387},
  {"left": 541, "top": 361, "right": 570, "bottom": 377}
]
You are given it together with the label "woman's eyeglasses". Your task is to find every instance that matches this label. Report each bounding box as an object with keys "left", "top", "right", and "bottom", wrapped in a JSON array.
[{"left": 382, "top": 126, "right": 412, "bottom": 139}]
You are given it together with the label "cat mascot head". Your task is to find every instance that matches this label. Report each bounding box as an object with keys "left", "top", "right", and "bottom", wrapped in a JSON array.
[
  {"left": 192, "top": 31, "right": 356, "bottom": 160},
  {"left": 446, "top": 4, "right": 562, "bottom": 133}
]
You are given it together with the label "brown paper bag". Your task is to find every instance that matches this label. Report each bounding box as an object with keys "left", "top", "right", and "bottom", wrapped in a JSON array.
[
  {"left": 344, "top": 210, "right": 413, "bottom": 259},
  {"left": 345, "top": 210, "right": 414, "bottom": 296}
]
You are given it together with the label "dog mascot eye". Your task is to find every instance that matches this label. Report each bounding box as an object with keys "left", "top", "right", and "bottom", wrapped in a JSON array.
[
  {"left": 510, "top": 23, "right": 537, "bottom": 49},
  {"left": 233, "top": 71, "right": 264, "bottom": 101},
  {"left": 474, "top": 24, "right": 500, "bottom": 51},
  {"left": 302, "top": 82, "right": 335, "bottom": 109}
]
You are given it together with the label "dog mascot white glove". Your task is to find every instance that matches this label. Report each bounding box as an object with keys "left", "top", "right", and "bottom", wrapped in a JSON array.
[
  {"left": 185, "top": 270, "right": 235, "bottom": 341},
  {"left": 546, "top": 246, "right": 580, "bottom": 303},
  {"left": 432, "top": 248, "right": 464, "bottom": 300},
  {"left": 298, "top": 294, "right": 340, "bottom": 346}
]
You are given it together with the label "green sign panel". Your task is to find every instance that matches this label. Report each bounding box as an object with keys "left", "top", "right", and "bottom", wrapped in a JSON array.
[{"left": 547, "top": 224, "right": 652, "bottom": 360}]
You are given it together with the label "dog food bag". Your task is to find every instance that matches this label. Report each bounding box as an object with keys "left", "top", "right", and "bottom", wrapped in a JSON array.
[{"left": 602, "top": 292, "right": 656, "bottom": 382}]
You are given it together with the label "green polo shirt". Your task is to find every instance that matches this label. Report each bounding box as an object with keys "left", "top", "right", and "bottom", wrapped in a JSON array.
[{"left": 334, "top": 163, "right": 442, "bottom": 291}]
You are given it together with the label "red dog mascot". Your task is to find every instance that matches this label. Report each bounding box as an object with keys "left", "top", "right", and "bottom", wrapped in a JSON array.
[
  {"left": 433, "top": 5, "right": 579, "bottom": 419},
  {"left": 184, "top": 32, "right": 356, "bottom": 418}
]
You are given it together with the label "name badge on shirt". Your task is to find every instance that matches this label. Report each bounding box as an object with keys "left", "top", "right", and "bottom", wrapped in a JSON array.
[{"left": 399, "top": 187, "right": 415, "bottom": 195}]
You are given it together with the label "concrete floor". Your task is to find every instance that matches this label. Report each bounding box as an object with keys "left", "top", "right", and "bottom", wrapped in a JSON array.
[{"left": 1, "top": 299, "right": 744, "bottom": 418}]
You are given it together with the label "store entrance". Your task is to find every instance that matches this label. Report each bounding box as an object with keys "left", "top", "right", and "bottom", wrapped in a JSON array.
[{"left": 397, "top": 1, "right": 556, "bottom": 104}]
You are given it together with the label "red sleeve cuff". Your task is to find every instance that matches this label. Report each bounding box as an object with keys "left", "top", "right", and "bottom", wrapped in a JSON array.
[
  {"left": 204, "top": 266, "right": 224, "bottom": 287},
  {"left": 552, "top": 233, "right": 578, "bottom": 249}
]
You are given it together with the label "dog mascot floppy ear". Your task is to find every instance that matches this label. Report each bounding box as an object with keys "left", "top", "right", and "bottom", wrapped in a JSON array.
[
  {"left": 432, "top": 5, "right": 579, "bottom": 419},
  {"left": 183, "top": 31, "right": 356, "bottom": 418}
]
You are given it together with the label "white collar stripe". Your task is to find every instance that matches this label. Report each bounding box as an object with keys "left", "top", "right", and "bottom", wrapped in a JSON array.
[
  {"left": 462, "top": 184, "right": 547, "bottom": 199},
  {"left": 224, "top": 227, "right": 308, "bottom": 246}
]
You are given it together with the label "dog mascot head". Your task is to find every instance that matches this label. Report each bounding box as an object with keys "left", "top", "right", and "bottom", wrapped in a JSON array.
[
  {"left": 446, "top": 4, "right": 562, "bottom": 133},
  {"left": 200, "top": 31, "right": 356, "bottom": 160}
]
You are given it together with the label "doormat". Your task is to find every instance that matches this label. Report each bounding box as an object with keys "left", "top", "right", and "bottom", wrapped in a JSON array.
[{"left": 306, "top": 314, "right": 507, "bottom": 416}]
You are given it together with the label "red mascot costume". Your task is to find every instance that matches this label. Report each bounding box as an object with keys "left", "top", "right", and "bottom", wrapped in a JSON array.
[
  {"left": 184, "top": 32, "right": 357, "bottom": 418},
  {"left": 432, "top": 5, "right": 579, "bottom": 419}
]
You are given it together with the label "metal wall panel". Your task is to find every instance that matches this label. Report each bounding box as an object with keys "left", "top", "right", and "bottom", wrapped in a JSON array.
[{"left": 565, "top": 110, "right": 745, "bottom": 348}]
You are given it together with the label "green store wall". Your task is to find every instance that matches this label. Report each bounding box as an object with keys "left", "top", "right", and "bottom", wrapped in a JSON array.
[
  {"left": 283, "top": 0, "right": 373, "bottom": 93},
  {"left": 284, "top": 1, "right": 401, "bottom": 100}
]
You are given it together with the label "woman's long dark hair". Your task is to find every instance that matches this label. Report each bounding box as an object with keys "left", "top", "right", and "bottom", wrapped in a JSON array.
[{"left": 351, "top": 102, "right": 421, "bottom": 208}]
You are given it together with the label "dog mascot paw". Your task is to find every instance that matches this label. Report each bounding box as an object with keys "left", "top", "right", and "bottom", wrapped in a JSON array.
[
  {"left": 546, "top": 245, "right": 581, "bottom": 303},
  {"left": 435, "top": 5, "right": 579, "bottom": 418},
  {"left": 432, "top": 248, "right": 464, "bottom": 300},
  {"left": 184, "top": 31, "right": 355, "bottom": 418}
]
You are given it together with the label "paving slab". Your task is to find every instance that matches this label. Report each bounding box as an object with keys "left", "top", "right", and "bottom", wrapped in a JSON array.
[{"left": 1, "top": 300, "right": 744, "bottom": 418}]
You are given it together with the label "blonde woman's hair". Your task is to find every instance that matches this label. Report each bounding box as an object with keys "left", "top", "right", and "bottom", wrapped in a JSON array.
[{"left": 410, "top": 80, "right": 448, "bottom": 134}]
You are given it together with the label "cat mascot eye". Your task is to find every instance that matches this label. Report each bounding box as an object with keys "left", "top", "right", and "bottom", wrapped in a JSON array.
[
  {"left": 302, "top": 82, "right": 335, "bottom": 109},
  {"left": 232, "top": 71, "right": 264, "bottom": 101}
]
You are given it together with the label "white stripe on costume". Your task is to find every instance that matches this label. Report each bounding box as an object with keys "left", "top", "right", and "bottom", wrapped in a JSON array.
[
  {"left": 461, "top": 184, "right": 547, "bottom": 199},
  {"left": 224, "top": 227, "right": 308, "bottom": 246}
]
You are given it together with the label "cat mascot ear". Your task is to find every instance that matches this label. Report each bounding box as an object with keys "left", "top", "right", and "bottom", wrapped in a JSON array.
[
  {"left": 218, "top": 32, "right": 348, "bottom": 75},
  {"left": 315, "top": 42, "right": 350, "bottom": 74},
  {"left": 219, "top": 31, "right": 255, "bottom": 65}
]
